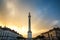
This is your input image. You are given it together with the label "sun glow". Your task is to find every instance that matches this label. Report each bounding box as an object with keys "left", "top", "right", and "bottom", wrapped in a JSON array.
[
  {"left": 6, "top": 25, "right": 28, "bottom": 37},
  {"left": 20, "top": 26, "right": 28, "bottom": 34},
  {"left": 0, "top": 0, "right": 54, "bottom": 38}
]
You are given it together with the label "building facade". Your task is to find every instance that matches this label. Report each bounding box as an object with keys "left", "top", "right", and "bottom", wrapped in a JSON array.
[
  {"left": 0, "top": 26, "right": 24, "bottom": 40},
  {"left": 41, "top": 27, "right": 60, "bottom": 40},
  {"left": 34, "top": 27, "right": 60, "bottom": 40}
]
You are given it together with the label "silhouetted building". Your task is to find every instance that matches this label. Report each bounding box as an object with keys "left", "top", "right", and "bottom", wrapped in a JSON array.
[
  {"left": 41, "top": 27, "right": 60, "bottom": 40},
  {"left": 0, "top": 26, "right": 24, "bottom": 40},
  {"left": 34, "top": 27, "right": 60, "bottom": 40}
]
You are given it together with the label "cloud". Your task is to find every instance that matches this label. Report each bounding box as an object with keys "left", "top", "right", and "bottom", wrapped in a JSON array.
[
  {"left": 0, "top": 0, "right": 60, "bottom": 38},
  {"left": 56, "top": 20, "right": 60, "bottom": 27},
  {"left": 51, "top": 20, "right": 59, "bottom": 25},
  {"left": 0, "top": 0, "right": 39, "bottom": 37}
]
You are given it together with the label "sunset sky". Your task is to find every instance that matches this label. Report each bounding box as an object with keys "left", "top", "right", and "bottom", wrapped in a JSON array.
[{"left": 0, "top": 0, "right": 60, "bottom": 38}]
